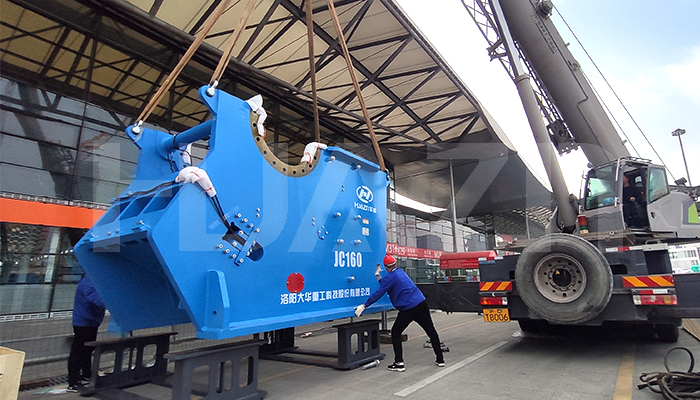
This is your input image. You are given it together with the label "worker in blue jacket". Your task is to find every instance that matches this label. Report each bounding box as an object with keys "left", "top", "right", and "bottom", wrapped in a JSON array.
[
  {"left": 355, "top": 254, "right": 445, "bottom": 372},
  {"left": 67, "top": 276, "right": 106, "bottom": 391}
]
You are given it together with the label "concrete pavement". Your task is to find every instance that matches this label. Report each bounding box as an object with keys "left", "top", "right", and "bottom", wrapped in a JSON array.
[{"left": 18, "top": 311, "right": 700, "bottom": 400}]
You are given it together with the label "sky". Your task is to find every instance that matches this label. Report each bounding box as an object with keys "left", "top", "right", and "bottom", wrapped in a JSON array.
[{"left": 395, "top": 0, "right": 700, "bottom": 197}]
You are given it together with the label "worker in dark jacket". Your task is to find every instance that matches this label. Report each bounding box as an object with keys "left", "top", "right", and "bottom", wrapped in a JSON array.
[
  {"left": 67, "top": 276, "right": 106, "bottom": 391},
  {"left": 622, "top": 173, "right": 648, "bottom": 228},
  {"left": 355, "top": 254, "right": 445, "bottom": 372}
]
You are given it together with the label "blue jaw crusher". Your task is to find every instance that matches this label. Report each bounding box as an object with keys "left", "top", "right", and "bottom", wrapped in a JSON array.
[{"left": 74, "top": 87, "right": 392, "bottom": 339}]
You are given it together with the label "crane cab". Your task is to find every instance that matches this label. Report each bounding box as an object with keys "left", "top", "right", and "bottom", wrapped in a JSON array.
[{"left": 580, "top": 158, "right": 700, "bottom": 241}]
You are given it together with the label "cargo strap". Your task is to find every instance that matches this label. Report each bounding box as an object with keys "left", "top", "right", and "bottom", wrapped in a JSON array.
[
  {"left": 325, "top": 0, "right": 386, "bottom": 171},
  {"left": 133, "top": 0, "right": 258, "bottom": 132},
  {"left": 133, "top": 0, "right": 386, "bottom": 172},
  {"left": 209, "top": 0, "right": 258, "bottom": 88},
  {"left": 305, "top": 0, "right": 320, "bottom": 142}
]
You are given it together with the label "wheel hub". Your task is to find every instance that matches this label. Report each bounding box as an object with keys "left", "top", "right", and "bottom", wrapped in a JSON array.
[{"left": 533, "top": 253, "right": 587, "bottom": 303}]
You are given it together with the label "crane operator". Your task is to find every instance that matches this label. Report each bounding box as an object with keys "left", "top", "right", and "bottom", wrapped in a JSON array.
[{"left": 622, "top": 173, "right": 647, "bottom": 228}]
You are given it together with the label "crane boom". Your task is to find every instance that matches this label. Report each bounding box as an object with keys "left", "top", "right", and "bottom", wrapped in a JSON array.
[
  {"left": 497, "top": 0, "right": 630, "bottom": 167},
  {"left": 488, "top": 0, "right": 577, "bottom": 232}
]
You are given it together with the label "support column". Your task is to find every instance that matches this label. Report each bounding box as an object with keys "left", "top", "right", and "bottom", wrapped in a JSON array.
[{"left": 449, "top": 159, "right": 459, "bottom": 252}]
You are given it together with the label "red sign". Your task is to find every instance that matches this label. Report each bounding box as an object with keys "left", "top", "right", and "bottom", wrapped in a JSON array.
[
  {"left": 439, "top": 250, "right": 497, "bottom": 269},
  {"left": 385, "top": 243, "right": 443, "bottom": 259}
]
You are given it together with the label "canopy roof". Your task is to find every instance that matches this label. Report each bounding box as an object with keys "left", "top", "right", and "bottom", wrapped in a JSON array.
[{"left": 1, "top": 0, "right": 553, "bottom": 218}]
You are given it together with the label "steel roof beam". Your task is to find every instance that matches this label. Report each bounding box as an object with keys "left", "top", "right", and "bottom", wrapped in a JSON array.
[
  {"left": 285, "top": 0, "right": 370, "bottom": 90},
  {"left": 188, "top": 0, "right": 222, "bottom": 35},
  {"left": 434, "top": 114, "right": 478, "bottom": 136},
  {"left": 246, "top": 18, "right": 296, "bottom": 65},
  {"left": 106, "top": 59, "right": 141, "bottom": 100},
  {"left": 455, "top": 116, "right": 485, "bottom": 142},
  {"left": 38, "top": 27, "right": 71, "bottom": 77},
  {"left": 405, "top": 94, "right": 461, "bottom": 141},
  {"left": 337, "top": 36, "right": 413, "bottom": 109},
  {"left": 373, "top": 69, "right": 440, "bottom": 124},
  {"left": 63, "top": 34, "right": 93, "bottom": 86},
  {"left": 237, "top": 0, "right": 283, "bottom": 60},
  {"left": 281, "top": 0, "right": 443, "bottom": 142},
  {"left": 9, "top": 0, "right": 423, "bottom": 145},
  {"left": 253, "top": 33, "right": 410, "bottom": 75}
]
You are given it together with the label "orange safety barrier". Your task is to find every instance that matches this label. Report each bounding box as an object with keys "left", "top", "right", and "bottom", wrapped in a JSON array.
[{"left": 0, "top": 198, "right": 104, "bottom": 229}]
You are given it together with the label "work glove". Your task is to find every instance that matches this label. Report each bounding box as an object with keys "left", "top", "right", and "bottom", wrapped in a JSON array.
[
  {"left": 354, "top": 304, "right": 366, "bottom": 317},
  {"left": 375, "top": 264, "right": 381, "bottom": 277}
]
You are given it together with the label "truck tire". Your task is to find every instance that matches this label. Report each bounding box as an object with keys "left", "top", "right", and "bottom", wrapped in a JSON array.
[{"left": 515, "top": 233, "right": 612, "bottom": 324}]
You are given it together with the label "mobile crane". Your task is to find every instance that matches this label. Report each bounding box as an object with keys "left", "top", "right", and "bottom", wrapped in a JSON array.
[{"left": 419, "top": 0, "right": 700, "bottom": 341}]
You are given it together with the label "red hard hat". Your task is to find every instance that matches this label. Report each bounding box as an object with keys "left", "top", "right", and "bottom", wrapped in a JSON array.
[{"left": 383, "top": 254, "right": 397, "bottom": 267}]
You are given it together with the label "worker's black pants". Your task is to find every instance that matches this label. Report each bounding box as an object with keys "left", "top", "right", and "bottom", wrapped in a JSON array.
[
  {"left": 623, "top": 201, "right": 648, "bottom": 228},
  {"left": 68, "top": 325, "right": 99, "bottom": 386},
  {"left": 391, "top": 300, "right": 443, "bottom": 364}
]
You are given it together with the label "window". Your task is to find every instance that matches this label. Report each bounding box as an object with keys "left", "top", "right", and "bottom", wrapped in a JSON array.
[
  {"left": 0, "top": 78, "right": 155, "bottom": 204},
  {"left": 416, "top": 221, "right": 430, "bottom": 231},
  {"left": 0, "top": 223, "right": 88, "bottom": 315},
  {"left": 0, "top": 163, "right": 73, "bottom": 199},
  {"left": 0, "top": 134, "right": 76, "bottom": 174},
  {"left": 584, "top": 165, "right": 616, "bottom": 210},
  {"left": 648, "top": 167, "right": 669, "bottom": 203}
]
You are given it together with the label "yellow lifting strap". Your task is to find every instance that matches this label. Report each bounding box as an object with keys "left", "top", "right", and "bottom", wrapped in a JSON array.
[
  {"left": 133, "top": 0, "right": 386, "bottom": 173},
  {"left": 325, "top": 0, "right": 386, "bottom": 171},
  {"left": 134, "top": 0, "right": 258, "bottom": 131},
  {"left": 305, "top": 0, "right": 320, "bottom": 142},
  {"left": 209, "top": 0, "right": 258, "bottom": 88}
]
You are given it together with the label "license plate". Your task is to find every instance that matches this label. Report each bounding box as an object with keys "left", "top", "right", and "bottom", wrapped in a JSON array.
[{"left": 483, "top": 308, "right": 510, "bottom": 323}]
